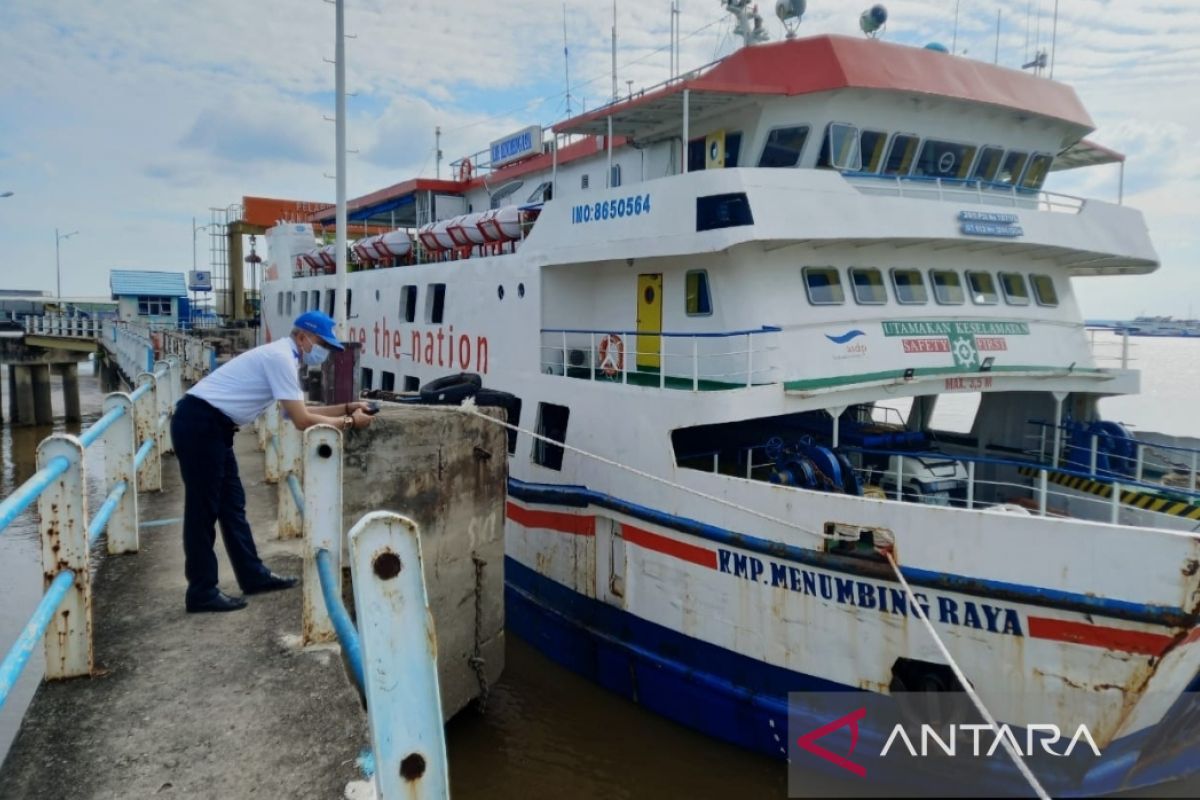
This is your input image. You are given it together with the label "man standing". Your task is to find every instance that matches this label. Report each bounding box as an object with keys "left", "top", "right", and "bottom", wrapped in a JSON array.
[{"left": 171, "top": 310, "right": 373, "bottom": 613}]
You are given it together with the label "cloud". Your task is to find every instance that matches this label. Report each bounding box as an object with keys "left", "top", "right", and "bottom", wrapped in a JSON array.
[{"left": 179, "top": 94, "right": 326, "bottom": 166}]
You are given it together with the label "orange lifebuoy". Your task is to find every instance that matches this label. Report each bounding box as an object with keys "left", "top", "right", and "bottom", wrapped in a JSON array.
[
  {"left": 597, "top": 334, "right": 624, "bottom": 377},
  {"left": 457, "top": 158, "right": 474, "bottom": 182}
]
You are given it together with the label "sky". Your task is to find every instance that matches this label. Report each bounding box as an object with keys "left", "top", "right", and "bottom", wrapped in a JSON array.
[{"left": 0, "top": 0, "right": 1197, "bottom": 318}]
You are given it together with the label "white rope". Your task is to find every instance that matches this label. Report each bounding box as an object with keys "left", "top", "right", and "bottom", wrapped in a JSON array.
[
  {"left": 885, "top": 551, "right": 1051, "bottom": 800},
  {"left": 457, "top": 401, "right": 832, "bottom": 541}
]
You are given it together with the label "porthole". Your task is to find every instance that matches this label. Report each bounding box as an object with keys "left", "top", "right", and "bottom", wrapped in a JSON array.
[
  {"left": 518, "top": 283, "right": 525, "bottom": 298},
  {"left": 497, "top": 285, "right": 505, "bottom": 300},
  {"left": 375, "top": 289, "right": 380, "bottom": 301}
]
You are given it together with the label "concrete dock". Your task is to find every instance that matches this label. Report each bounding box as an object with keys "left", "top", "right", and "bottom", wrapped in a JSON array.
[{"left": 0, "top": 431, "right": 369, "bottom": 800}]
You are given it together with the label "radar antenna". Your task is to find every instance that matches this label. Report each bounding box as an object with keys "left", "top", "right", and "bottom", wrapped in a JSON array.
[
  {"left": 774, "top": 0, "right": 806, "bottom": 39},
  {"left": 723, "top": 1, "right": 769, "bottom": 48}
]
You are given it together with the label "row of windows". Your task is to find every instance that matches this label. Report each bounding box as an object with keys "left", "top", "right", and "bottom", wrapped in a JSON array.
[
  {"left": 276, "top": 284, "right": 446, "bottom": 325},
  {"left": 802, "top": 267, "right": 1059, "bottom": 308},
  {"left": 753, "top": 121, "right": 1052, "bottom": 190},
  {"left": 136, "top": 296, "right": 172, "bottom": 316}
]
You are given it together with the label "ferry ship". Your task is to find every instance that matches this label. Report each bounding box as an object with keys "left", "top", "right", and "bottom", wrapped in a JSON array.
[
  {"left": 1123, "top": 316, "right": 1200, "bottom": 337},
  {"left": 260, "top": 6, "right": 1200, "bottom": 795}
]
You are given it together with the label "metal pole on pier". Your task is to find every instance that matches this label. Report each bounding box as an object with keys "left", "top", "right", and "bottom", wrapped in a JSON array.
[{"left": 334, "top": 0, "right": 348, "bottom": 334}]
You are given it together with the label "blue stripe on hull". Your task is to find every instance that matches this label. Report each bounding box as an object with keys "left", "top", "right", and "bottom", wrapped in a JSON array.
[{"left": 505, "top": 556, "right": 1200, "bottom": 796}]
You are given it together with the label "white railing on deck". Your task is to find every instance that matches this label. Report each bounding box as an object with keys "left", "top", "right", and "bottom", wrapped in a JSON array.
[
  {"left": 845, "top": 173, "right": 1085, "bottom": 214},
  {"left": 540, "top": 326, "right": 781, "bottom": 390}
]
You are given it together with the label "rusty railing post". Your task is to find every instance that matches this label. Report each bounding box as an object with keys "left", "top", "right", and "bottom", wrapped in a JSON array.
[
  {"left": 134, "top": 372, "right": 162, "bottom": 492},
  {"left": 102, "top": 392, "right": 139, "bottom": 554},
  {"left": 277, "top": 413, "right": 303, "bottom": 539},
  {"left": 302, "top": 425, "right": 342, "bottom": 644},
  {"left": 263, "top": 403, "right": 282, "bottom": 485},
  {"left": 37, "top": 434, "right": 92, "bottom": 680},
  {"left": 348, "top": 512, "right": 448, "bottom": 800}
]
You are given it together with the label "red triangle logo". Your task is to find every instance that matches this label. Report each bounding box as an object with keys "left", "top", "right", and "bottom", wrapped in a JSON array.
[{"left": 796, "top": 707, "right": 867, "bottom": 777}]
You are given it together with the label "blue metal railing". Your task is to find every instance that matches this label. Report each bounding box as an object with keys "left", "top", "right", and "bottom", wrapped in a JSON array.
[
  {"left": 286, "top": 474, "right": 304, "bottom": 517},
  {"left": 315, "top": 548, "right": 364, "bottom": 690},
  {"left": 0, "top": 362, "right": 173, "bottom": 711}
]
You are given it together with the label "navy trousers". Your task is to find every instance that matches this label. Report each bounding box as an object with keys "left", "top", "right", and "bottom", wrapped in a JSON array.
[{"left": 171, "top": 395, "right": 271, "bottom": 604}]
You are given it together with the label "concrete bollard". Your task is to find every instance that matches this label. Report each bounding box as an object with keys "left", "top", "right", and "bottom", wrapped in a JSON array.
[
  {"left": 37, "top": 434, "right": 93, "bottom": 680},
  {"left": 101, "top": 393, "right": 140, "bottom": 554},
  {"left": 276, "top": 413, "right": 303, "bottom": 539},
  {"left": 134, "top": 372, "right": 163, "bottom": 492},
  {"left": 302, "top": 425, "right": 342, "bottom": 645},
  {"left": 348, "top": 512, "right": 449, "bottom": 800}
]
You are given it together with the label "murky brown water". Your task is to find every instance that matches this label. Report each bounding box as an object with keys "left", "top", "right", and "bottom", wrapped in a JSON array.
[{"left": 4, "top": 342, "right": 1200, "bottom": 797}]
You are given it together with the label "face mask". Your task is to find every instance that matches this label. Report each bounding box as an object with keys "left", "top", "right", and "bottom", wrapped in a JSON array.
[{"left": 303, "top": 342, "right": 330, "bottom": 366}]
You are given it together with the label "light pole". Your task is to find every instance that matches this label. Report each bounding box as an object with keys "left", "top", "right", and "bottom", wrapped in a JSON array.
[
  {"left": 192, "top": 217, "right": 213, "bottom": 327},
  {"left": 55, "top": 228, "right": 79, "bottom": 300}
]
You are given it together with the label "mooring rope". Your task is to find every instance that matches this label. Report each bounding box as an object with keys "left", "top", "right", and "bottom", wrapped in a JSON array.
[{"left": 459, "top": 399, "right": 1051, "bottom": 798}]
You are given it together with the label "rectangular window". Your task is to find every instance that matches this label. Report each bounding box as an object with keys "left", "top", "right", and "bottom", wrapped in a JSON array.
[
  {"left": 403, "top": 375, "right": 420, "bottom": 392},
  {"left": 136, "top": 296, "right": 171, "bottom": 316},
  {"left": 967, "top": 271, "right": 998, "bottom": 305},
  {"left": 346, "top": 289, "right": 353, "bottom": 317},
  {"left": 426, "top": 283, "right": 446, "bottom": 323},
  {"left": 381, "top": 371, "right": 395, "bottom": 391},
  {"left": 361, "top": 367, "right": 374, "bottom": 391},
  {"left": 972, "top": 147, "right": 1005, "bottom": 182},
  {"left": 758, "top": 125, "right": 810, "bottom": 168},
  {"left": 817, "top": 123, "right": 861, "bottom": 170},
  {"left": 610, "top": 163, "right": 622, "bottom": 188},
  {"left": 401, "top": 285, "right": 417, "bottom": 323},
  {"left": 724, "top": 132, "right": 742, "bottom": 168},
  {"left": 999, "top": 272, "right": 1030, "bottom": 306},
  {"left": 300, "top": 292, "right": 309, "bottom": 312},
  {"left": 277, "top": 293, "right": 284, "bottom": 315},
  {"left": 533, "top": 402, "right": 570, "bottom": 471},
  {"left": 849, "top": 267, "right": 887, "bottom": 305},
  {"left": 930, "top": 270, "right": 965, "bottom": 305},
  {"left": 685, "top": 270, "right": 712, "bottom": 316},
  {"left": 859, "top": 130, "right": 887, "bottom": 172},
  {"left": 504, "top": 397, "right": 523, "bottom": 454},
  {"left": 310, "top": 290, "right": 319, "bottom": 311},
  {"left": 997, "top": 151, "right": 1029, "bottom": 185},
  {"left": 1020, "top": 153, "right": 1053, "bottom": 190},
  {"left": 913, "top": 140, "right": 977, "bottom": 180},
  {"left": 890, "top": 268, "right": 928, "bottom": 304},
  {"left": 287, "top": 292, "right": 294, "bottom": 315},
  {"left": 882, "top": 134, "right": 920, "bottom": 175},
  {"left": 688, "top": 138, "right": 707, "bottom": 173},
  {"left": 581, "top": 174, "right": 589, "bottom": 190},
  {"left": 1031, "top": 274, "right": 1059, "bottom": 307},
  {"left": 802, "top": 267, "right": 845, "bottom": 305},
  {"left": 324, "top": 289, "right": 335, "bottom": 316}
]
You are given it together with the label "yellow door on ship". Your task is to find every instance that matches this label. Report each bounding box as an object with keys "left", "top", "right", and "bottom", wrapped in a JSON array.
[{"left": 636, "top": 274, "right": 663, "bottom": 370}]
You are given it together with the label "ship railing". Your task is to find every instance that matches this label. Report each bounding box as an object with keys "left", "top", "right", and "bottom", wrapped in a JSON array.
[
  {"left": 843, "top": 172, "right": 1086, "bottom": 214},
  {"left": 1026, "top": 419, "right": 1200, "bottom": 494},
  {"left": 103, "top": 321, "right": 218, "bottom": 384},
  {"left": 255, "top": 409, "right": 449, "bottom": 797},
  {"left": 23, "top": 313, "right": 103, "bottom": 339},
  {"left": 680, "top": 441, "right": 1200, "bottom": 526},
  {"left": 0, "top": 360, "right": 181, "bottom": 711},
  {"left": 1086, "top": 327, "right": 1134, "bottom": 369},
  {"left": 539, "top": 326, "right": 782, "bottom": 390}
]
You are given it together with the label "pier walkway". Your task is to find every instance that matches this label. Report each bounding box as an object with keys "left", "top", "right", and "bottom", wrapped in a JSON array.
[{"left": 0, "top": 431, "right": 369, "bottom": 799}]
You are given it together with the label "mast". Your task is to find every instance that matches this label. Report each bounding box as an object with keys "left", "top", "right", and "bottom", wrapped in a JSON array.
[
  {"left": 334, "top": 0, "right": 348, "bottom": 333},
  {"left": 611, "top": 0, "right": 618, "bottom": 102}
]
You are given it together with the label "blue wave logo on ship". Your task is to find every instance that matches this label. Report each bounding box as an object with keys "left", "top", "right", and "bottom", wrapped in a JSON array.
[{"left": 824, "top": 330, "right": 866, "bottom": 344}]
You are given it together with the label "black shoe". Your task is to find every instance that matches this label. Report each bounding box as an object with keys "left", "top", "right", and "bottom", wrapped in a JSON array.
[
  {"left": 186, "top": 591, "right": 248, "bottom": 613},
  {"left": 242, "top": 572, "right": 299, "bottom": 595}
]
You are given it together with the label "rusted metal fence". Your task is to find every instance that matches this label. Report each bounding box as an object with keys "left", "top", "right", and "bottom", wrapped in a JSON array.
[
  {"left": 255, "top": 410, "right": 449, "bottom": 799},
  {"left": 0, "top": 360, "right": 180, "bottom": 708}
]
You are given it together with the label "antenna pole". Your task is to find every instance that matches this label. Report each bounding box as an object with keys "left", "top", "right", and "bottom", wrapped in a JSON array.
[
  {"left": 334, "top": 0, "right": 348, "bottom": 333},
  {"left": 1049, "top": 0, "right": 1059, "bottom": 78},
  {"left": 995, "top": 10, "right": 1001, "bottom": 64},
  {"left": 952, "top": 0, "right": 960, "bottom": 55},
  {"left": 562, "top": 3, "right": 572, "bottom": 116},
  {"left": 611, "top": 0, "right": 618, "bottom": 102},
  {"left": 435, "top": 126, "right": 442, "bottom": 179}
]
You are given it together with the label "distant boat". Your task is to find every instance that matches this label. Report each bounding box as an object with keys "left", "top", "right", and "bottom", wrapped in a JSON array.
[{"left": 1122, "top": 316, "right": 1200, "bottom": 337}]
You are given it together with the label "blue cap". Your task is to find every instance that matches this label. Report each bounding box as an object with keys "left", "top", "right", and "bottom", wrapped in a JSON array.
[{"left": 293, "top": 310, "right": 345, "bottom": 351}]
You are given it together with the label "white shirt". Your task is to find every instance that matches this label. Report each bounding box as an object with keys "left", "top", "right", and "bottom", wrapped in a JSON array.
[{"left": 188, "top": 337, "right": 304, "bottom": 425}]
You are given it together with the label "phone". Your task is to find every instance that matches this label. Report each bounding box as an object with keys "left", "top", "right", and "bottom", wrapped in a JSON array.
[{"left": 365, "top": 402, "right": 381, "bottom": 416}]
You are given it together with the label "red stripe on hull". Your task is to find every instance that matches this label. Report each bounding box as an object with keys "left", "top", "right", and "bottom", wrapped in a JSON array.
[
  {"left": 1027, "top": 616, "right": 1174, "bottom": 656},
  {"left": 506, "top": 501, "right": 595, "bottom": 536},
  {"left": 622, "top": 523, "right": 718, "bottom": 569}
]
